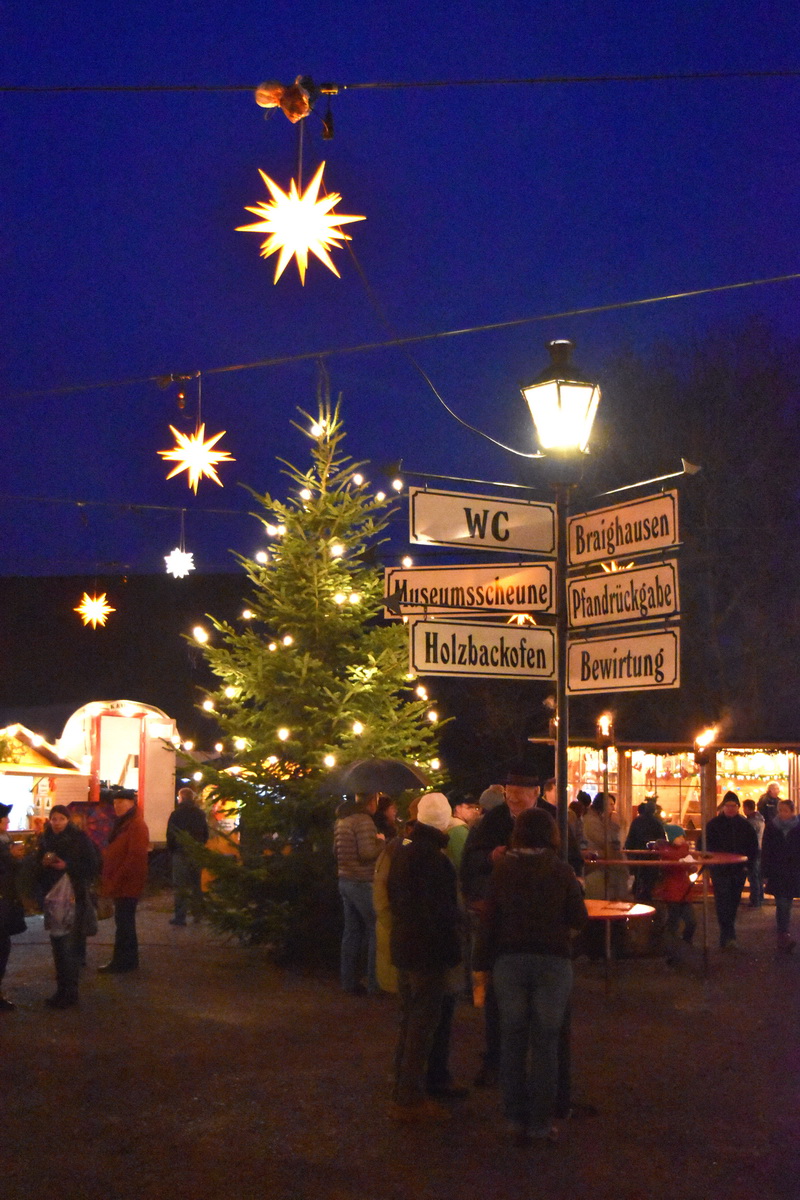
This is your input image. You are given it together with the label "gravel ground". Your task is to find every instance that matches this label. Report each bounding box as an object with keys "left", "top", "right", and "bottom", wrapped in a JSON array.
[{"left": 1, "top": 894, "right": 796, "bottom": 1200}]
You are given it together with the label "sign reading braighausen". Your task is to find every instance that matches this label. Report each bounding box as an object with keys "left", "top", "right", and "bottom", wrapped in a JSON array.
[
  {"left": 410, "top": 619, "right": 556, "bottom": 680},
  {"left": 567, "top": 559, "right": 680, "bottom": 629},
  {"left": 409, "top": 488, "right": 556, "bottom": 555},
  {"left": 567, "top": 490, "right": 678, "bottom": 567},
  {"left": 385, "top": 562, "right": 555, "bottom": 618},
  {"left": 567, "top": 627, "right": 680, "bottom": 694}
]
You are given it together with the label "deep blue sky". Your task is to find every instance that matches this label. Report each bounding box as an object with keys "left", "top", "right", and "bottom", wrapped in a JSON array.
[{"left": 2, "top": 1, "right": 799, "bottom": 575}]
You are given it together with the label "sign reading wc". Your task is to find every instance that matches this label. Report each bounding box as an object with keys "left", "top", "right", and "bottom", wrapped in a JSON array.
[
  {"left": 410, "top": 619, "right": 556, "bottom": 680},
  {"left": 409, "top": 488, "right": 556, "bottom": 555}
]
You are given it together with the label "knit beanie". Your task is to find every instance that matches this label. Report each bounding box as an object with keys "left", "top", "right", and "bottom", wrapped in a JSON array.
[
  {"left": 479, "top": 785, "right": 505, "bottom": 811},
  {"left": 416, "top": 792, "right": 452, "bottom": 832}
]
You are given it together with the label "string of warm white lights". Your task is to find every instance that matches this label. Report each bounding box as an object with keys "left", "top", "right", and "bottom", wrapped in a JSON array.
[{"left": 8, "top": 270, "right": 800, "bottom": 402}]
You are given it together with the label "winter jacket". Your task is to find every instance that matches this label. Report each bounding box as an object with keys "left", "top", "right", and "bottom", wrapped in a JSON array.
[
  {"left": 705, "top": 813, "right": 758, "bottom": 868},
  {"left": 652, "top": 842, "right": 701, "bottom": 903},
  {"left": 166, "top": 800, "right": 209, "bottom": 854},
  {"left": 388, "top": 822, "right": 461, "bottom": 972},
  {"left": 0, "top": 835, "right": 22, "bottom": 937},
  {"left": 36, "top": 823, "right": 99, "bottom": 899},
  {"left": 101, "top": 807, "right": 150, "bottom": 899},
  {"left": 334, "top": 811, "right": 383, "bottom": 882},
  {"left": 460, "top": 804, "right": 514, "bottom": 902},
  {"left": 761, "top": 817, "right": 800, "bottom": 899},
  {"left": 625, "top": 812, "right": 666, "bottom": 851},
  {"left": 473, "top": 848, "right": 587, "bottom": 968}
]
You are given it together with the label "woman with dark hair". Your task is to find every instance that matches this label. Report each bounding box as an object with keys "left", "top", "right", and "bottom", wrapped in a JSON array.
[
  {"left": 373, "top": 795, "right": 399, "bottom": 840},
  {"left": 474, "top": 808, "right": 587, "bottom": 1145},
  {"left": 36, "top": 805, "right": 99, "bottom": 1008}
]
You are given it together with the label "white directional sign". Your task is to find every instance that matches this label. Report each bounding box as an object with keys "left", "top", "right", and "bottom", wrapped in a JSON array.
[
  {"left": 567, "top": 559, "right": 680, "bottom": 629},
  {"left": 410, "top": 619, "right": 556, "bottom": 680},
  {"left": 385, "top": 562, "right": 555, "bottom": 618},
  {"left": 568, "top": 490, "right": 679, "bottom": 567},
  {"left": 409, "top": 487, "right": 556, "bottom": 556},
  {"left": 567, "top": 627, "right": 680, "bottom": 694}
]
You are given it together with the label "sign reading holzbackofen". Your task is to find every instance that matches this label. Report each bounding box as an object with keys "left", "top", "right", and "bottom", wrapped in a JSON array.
[
  {"left": 409, "top": 488, "right": 556, "bottom": 555},
  {"left": 385, "top": 562, "right": 555, "bottom": 618},
  {"left": 410, "top": 620, "right": 556, "bottom": 680},
  {"left": 567, "top": 490, "right": 679, "bottom": 567},
  {"left": 567, "top": 627, "right": 680, "bottom": 694},
  {"left": 567, "top": 559, "right": 680, "bottom": 629}
]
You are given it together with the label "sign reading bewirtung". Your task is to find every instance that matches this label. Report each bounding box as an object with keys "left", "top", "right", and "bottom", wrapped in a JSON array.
[
  {"left": 409, "top": 487, "right": 556, "bottom": 555},
  {"left": 567, "top": 627, "right": 680, "bottom": 694},
  {"left": 410, "top": 619, "right": 556, "bottom": 680},
  {"left": 567, "top": 559, "right": 680, "bottom": 629},
  {"left": 567, "top": 490, "right": 679, "bottom": 567},
  {"left": 385, "top": 562, "right": 555, "bottom": 618}
]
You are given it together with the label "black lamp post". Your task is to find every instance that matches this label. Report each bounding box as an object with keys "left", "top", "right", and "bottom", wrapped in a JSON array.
[{"left": 522, "top": 340, "right": 601, "bottom": 857}]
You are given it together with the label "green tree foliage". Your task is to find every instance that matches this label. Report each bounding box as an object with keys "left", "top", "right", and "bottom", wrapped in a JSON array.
[{"left": 192, "top": 391, "right": 441, "bottom": 952}]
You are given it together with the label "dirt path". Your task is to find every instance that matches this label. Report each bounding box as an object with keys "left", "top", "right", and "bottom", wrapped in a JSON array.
[{"left": 1, "top": 895, "right": 795, "bottom": 1200}]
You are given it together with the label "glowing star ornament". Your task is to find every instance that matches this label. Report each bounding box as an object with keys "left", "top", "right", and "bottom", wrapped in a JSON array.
[
  {"left": 158, "top": 424, "right": 234, "bottom": 493},
  {"left": 164, "top": 547, "right": 195, "bottom": 578},
  {"left": 74, "top": 592, "right": 115, "bottom": 628},
  {"left": 237, "top": 161, "right": 365, "bottom": 284}
]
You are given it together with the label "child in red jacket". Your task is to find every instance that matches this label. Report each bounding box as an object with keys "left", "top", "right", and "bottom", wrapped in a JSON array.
[{"left": 653, "top": 835, "right": 699, "bottom": 963}]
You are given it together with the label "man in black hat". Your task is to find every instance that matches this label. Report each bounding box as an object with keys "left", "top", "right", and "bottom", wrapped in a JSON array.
[{"left": 460, "top": 770, "right": 540, "bottom": 1086}]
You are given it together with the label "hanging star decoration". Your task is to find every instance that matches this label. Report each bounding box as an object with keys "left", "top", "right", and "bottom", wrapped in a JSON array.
[
  {"left": 74, "top": 592, "right": 115, "bottom": 628},
  {"left": 158, "top": 424, "right": 234, "bottom": 493},
  {"left": 237, "top": 161, "right": 365, "bottom": 284},
  {"left": 164, "top": 547, "right": 195, "bottom": 578}
]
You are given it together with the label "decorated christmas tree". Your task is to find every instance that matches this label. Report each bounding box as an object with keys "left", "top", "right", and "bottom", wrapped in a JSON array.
[{"left": 193, "top": 386, "right": 442, "bottom": 952}]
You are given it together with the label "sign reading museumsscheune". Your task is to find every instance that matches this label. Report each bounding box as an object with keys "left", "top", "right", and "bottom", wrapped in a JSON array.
[
  {"left": 410, "top": 620, "right": 556, "bottom": 680},
  {"left": 385, "top": 562, "right": 555, "bottom": 617}
]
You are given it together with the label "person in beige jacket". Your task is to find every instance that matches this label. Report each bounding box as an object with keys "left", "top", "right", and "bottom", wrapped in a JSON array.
[{"left": 334, "top": 793, "right": 384, "bottom": 994}]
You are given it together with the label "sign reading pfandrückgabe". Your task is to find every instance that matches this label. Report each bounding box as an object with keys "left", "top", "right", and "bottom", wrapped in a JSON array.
[
  {"left": 567, "top": 627, "right": 680, "bottom": 694},
  {"left": 410, "top": 619, "right": 556, "bottom": 680},
  {"left": 567, "top": 559, "right": 679, "bottom": 629}
]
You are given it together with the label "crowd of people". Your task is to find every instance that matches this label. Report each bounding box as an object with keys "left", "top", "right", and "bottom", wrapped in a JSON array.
[
  {"left": 0, "top": 787, "right": 209, "bottom": 1011},
  {"left": 333, "top": 772, "right": 800, "bottom": 1143}
]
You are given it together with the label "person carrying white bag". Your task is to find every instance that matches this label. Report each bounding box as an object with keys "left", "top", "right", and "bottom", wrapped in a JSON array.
[{"left": 37, "top": 805, "right": 99, "bottom": 1009}]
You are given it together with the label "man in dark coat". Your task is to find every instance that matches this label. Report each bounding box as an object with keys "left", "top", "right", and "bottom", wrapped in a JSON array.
[
  {"left": 705, "top": 791, "right": 759, "bottom": 950},
  {"left": 166, "top": 788, "right": 209, "bottom": 926},
  {"left": 761, "top": 799, "right": 800, "bottom": 953},
  {"left": 625, "top": 801, "right": 667, "bottom": 901},
  {"left": 460, "top": 772, "right": 540, "bottom": 1088},
  {"left": 388, "top": 796, "right": 461, "bottom": 1122}
]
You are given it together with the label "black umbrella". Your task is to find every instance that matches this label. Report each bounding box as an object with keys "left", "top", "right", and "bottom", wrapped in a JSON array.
[{"left": 323, "top": 757, "right": 431, "bottom": 796}]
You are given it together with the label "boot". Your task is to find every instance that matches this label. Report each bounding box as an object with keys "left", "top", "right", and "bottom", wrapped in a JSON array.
[{"left": 778, "top": 931, "right": 796, "bottom": 954}]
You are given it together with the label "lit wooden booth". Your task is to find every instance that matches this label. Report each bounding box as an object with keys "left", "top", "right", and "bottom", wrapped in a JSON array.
[{"left": 566, "top": 741, "right": 800, "bottom": 835}]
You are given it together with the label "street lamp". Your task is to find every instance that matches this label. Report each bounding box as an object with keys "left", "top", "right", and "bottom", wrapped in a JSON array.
[{"left": 523, "top": 339, "right": 601, "bottom": 857}]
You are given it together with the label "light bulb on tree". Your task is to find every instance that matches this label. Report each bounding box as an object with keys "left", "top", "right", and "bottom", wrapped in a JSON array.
[
  {"left": 277, "top": 728, "right": 290, "bottom": 742},
  {"left": 193, "top": 626, "right": 209, "bottom": 644}
]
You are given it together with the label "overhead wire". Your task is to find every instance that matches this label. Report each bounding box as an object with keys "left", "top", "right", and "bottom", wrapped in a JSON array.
[{"left": 7, "top": 270, "right": 800, "bottom": 401}]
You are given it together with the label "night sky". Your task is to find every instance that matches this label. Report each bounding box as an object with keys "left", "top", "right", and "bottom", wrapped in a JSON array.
[{"left": 3, "top": 1, "right": 800, "bottom": 579}]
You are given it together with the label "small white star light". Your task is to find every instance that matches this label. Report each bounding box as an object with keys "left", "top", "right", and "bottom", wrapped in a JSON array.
[
  {"left": 164, "top": 547, "right": 195, "bottom": 578},
  {"left": 237, "top": 161, "right": 365, "bottom": 284},
  {"left": 158, "top": 424, "right": 234, "bottom": 493},
  {"left": 74, "top": 592, "right": 115, "bottom": 628}
]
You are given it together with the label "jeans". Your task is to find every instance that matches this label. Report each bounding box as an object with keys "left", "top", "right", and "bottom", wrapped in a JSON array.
[
  {"left": 427, "top": 992, "right": 457, "bottom": 1090},
  {"left": 710, "top": 867, "right": 747, "bottom": 946},
  {"left": 50, "top": 933, "right": 80, "bottom": 1001},
  {"left": 494, "top": 953, "right": 573, "bottom": 1135},
  {"left": 338, "top": 878, "right": 377, "bottom": 992},
  {"left": 113, "top": 897, "right": 139, "bottom": 968},
  {"left": 172, "top": 853, "right": 203, "bottom": 923},
  {"left": 0, "top": 933, "right": 10, "bottom": 986},
  {"left": 394, "top": 969, "right": 447, "bottom": 1106},
  {"left": 747, "top": 855, "right": 763, "bottom": 906},
  {"left": 775, "top": 893, "right": 794, "bottom": 934}
]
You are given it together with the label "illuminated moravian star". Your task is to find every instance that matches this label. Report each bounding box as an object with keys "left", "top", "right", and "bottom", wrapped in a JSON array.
[
  {"left": 158, "top": 424, "right": 234, "bottom": 493},
  {"left": 237, "top": 161, "right": 365, "bottom": 284},
  {"left": 164, "top": 548, "right": 196, "bottom": 578},
  {"left": 74, "top": 592, "right": 115, "bottom": 628}
]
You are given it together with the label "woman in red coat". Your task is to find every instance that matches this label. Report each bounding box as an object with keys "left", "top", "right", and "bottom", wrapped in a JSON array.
[{"left": 99, "top": 793, "right": 150, "bottom": 973}]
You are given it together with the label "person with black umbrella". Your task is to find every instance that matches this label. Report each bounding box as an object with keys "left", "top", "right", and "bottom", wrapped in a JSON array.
[{"left": 334, "top": 791, "right": 384, "bottom": 994}]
